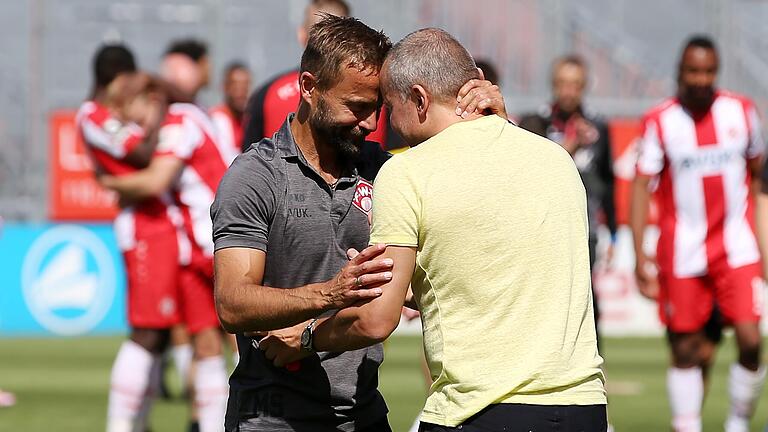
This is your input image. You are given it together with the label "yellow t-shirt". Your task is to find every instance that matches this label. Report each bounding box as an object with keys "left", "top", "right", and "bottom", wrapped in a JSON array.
[{"left": 370, "top": 115, "right": 606, "bottom": 427}]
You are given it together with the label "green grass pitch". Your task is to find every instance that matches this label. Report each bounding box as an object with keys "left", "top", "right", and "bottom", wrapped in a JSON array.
[{"left": 1, "top": 335, "right": 767, "bottom": 431}]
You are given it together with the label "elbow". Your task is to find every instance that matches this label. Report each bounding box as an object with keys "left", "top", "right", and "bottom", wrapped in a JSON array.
[
  {"left": 214, "top": 291, "right": 245, "bottom": 334},
  {"left": 354, "top": 311, "right": 399, "bottom": 344},
  {"left": 216, "top": 303, "right": 241, "bottom": 334}
]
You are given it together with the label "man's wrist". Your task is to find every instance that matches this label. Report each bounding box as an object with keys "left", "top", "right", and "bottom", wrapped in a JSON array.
[
  {"left": 308, "top": 282, "right": 333, "bottom": 312},
  {"left": 301, "top": 318, "right": 319, "bottom": 352}
]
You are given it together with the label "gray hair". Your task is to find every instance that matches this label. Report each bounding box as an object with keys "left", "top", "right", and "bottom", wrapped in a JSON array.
[{"left": 384, "top": 28, "right": 479, "bottom": 102}]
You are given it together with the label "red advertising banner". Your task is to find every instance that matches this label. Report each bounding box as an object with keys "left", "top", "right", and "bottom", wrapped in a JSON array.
[{"left": 49, "top": 110, "right": 118, "bottom": 221}]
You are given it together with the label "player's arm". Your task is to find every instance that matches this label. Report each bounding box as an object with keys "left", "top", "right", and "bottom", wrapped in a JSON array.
[
  {"left": 121, "top": 128, "right": 159, "bottom": 168},
  {"left": 214, "top": 244, "right": 393, "bottom": 333},
  {"left": 631, "top": 116, "right": 664, "bottom": 299},
  {"left": 752, "top": 158, "right": 768, "bottom": 277},
  {"left": 745, "top": 101, "right": 767, "bottom": 276},
  {"left": 630, "top": 173, "right": 658, "bottom": 299},
  {"left": 310, "top": 246, "right": 416, "bottom": 351},
  {"left": 99, "top": 155, "right": 184, "bottom": 201}
]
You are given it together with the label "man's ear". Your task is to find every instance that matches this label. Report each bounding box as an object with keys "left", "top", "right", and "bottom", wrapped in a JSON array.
[
  {"left": 477, "top": 67, "right": 486, "bottom": 81},
  {"left": 411, "top": 84, "right": 430, "bottom": 118},
  {"left": 299, "top": 71, "right": 317, "bottom": 105}
]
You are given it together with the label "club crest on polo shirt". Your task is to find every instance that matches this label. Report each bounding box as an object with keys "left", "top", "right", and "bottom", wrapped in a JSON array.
[{"left": 352, "top": 179, "right": 373, "bottom": 219}]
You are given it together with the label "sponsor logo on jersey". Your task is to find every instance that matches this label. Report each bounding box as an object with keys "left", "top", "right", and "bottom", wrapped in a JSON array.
[{"left": 675, "top": 147, "right": 738, "bottom": 173}]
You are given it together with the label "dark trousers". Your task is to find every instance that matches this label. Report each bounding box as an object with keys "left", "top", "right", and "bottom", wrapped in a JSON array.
[
  {"left": 419, "top": 404, "right": 607, "bottom": 432},
  {"left": 358, "top": 417, "right": 392, "bottom": 432}
]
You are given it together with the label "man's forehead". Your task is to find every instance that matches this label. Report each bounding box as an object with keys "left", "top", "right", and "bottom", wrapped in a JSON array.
[
  {"left": 682, "top": 47, "right": 718, "bottom": 66},
  {"left": 330, "top": 64, "right": 381, "bottom": 98}
]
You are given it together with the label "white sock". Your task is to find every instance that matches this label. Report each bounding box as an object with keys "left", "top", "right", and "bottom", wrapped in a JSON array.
[
  {"left": 106, "top": 340, "right": 155, "bottom": 432},
  {"left": 667, "top": 367, "right": 703, "bottom": 432},
  {"left": 195, "top": 356, "right": 229, "bottom": 432},
  {"left": 724, "top": 363, "right": 766, "bottom": 432},
  {"left": 172, "top": 344, "right": 193, "bottom": 391},
  {"left": 132, "top": 356, "right": 162, "bottom": 432}
]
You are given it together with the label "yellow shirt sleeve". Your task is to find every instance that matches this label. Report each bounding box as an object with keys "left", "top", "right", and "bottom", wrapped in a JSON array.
[{"left": 369, "top": 155, "right": 420, "bottom": 247}]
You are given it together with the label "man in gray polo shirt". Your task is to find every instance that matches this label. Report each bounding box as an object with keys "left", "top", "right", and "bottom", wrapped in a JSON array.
[
  {"left": 212, "top": 15, "right": 395, "bottom": 431},
  {"left": 212, "top": 14, "right": 508, "bottom": 432}
]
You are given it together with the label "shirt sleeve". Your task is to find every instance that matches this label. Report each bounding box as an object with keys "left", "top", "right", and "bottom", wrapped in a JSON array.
[
  {"left": 635, "top": 115, "right": 665, "bottom": 177},
  {"left": 80, "top": 112, "right": 146, "bottom": 159},
  {"left": 369, "top": 156, "right": 420, "bottom": 247},
  {"left": 211, "top": 151, "right": 278, "bottom": 252}
]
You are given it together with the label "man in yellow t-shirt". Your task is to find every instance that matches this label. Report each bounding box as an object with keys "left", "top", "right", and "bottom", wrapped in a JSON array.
[{"left": 293, "top": 28, "right": 606, "bottom": 431}]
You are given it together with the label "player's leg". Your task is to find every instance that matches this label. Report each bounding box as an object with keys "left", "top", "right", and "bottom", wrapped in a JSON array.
[
  {"left": 714, "top": 263, "right": 765, "bottom": 432},
  {"left": 699, "top": 306, "right": 723, "bottom": 398},
  {"left": 107, "top": 230, "right": 180, "bottom": 432},
  {"left": 107, "top": 330, "right": 166, "bottom": 432},
  {"left": 660, "top": 273, "right": 713, "bottom": 432},
  {"left": 180, "top": 265, "right": 228, "bottom": 432},
  {"left": 170, "top": 324, "right": 193, "bottom": 396},
  {"left": 725, "top": 322, "right": 764, "bottom": 432},
  {"left": 129, "top": 328, "right": 171, "bottom": 432}
]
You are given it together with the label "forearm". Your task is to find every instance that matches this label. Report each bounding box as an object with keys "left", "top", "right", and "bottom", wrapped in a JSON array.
[
  {"left": 102, "top": 157, "right": 180, "bottom": 200},
  {"left": 103, "top": 171, "right": 166, "bottom": 200},
  {"left": 312, "top": 247, "right": 416, "bottom": 351},
  {"left": 629, "top": 177, "right": 651, "bottom": 257},
  {"left": 312, "top": 304, "right": 389, "bottom": 352},
  {"left": 753, "top": 178, "right": 768, "bottom": 275},
  {"left": 124, "top": 126, "right": 160, "bottom": 168},
  {"left": 217, "top": 281, "right": 331, "bottom": 333}
]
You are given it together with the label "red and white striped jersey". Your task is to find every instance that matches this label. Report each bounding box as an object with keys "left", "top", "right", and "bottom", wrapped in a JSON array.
[
  {"left": 636, "top": 91, "right": 764, "bottom": 277},
  {"left": 76, "top": 100, "right": 185, "bottom": 253},
  {"left": 209, "top": 104, "right": 242, "bottom": 165},
  {"left": 157, "top": 103, "right": 229, "bottom": 259}
]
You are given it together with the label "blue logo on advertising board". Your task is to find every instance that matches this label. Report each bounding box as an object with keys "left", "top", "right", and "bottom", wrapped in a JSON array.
[
  {"left": 21, "top": 225, "right": 117, "bottom": 335},
  {"left": 0, "top": 223, "right": 126, "bottom": 336}
]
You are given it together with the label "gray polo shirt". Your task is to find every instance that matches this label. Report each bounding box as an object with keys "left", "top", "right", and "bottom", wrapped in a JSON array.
[{"left": 211, "top": 115, "right": 390, "bottom": 432}]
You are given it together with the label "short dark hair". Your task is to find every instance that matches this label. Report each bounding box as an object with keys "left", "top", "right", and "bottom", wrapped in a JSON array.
[
  {"left": 93, "top": 44, "right": 136, "bottom": 88},
  {"left": 300, "top": 14, "right": 391, "bottom": 90},
  {"left": 224, "top": 61, "right": 249, "bottom": 77},
  {"left": 682, "top": 35, "right": 718, "bottom": 54},
  {"left": 310, "top": 0, "right": 350, "bottom": 16},
  {"left": 166, "top": 38, "right": 208, "bottom": 62},
  {"left": 384, "top": 28, "right": 479, "bottom": 102}
]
